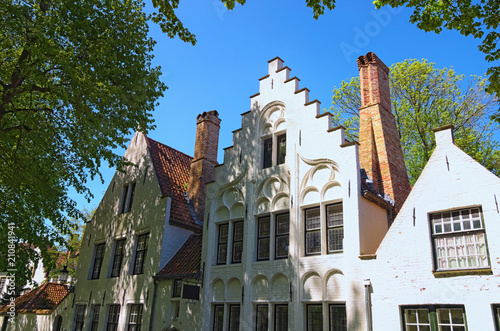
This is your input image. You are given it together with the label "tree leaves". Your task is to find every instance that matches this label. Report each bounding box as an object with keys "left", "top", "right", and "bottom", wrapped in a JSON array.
[
  {"left": 328, "top": 59, "right": 500, "bottom": 185},
  {"left": 0, "top": 0, "right": 165, "bottom": 286}
]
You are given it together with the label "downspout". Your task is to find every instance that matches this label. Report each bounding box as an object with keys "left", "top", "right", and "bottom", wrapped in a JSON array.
[
  {"left": 364, "top": 279, "right": 373, "bottom": 331},
  {"left": 149, "top": 279, "right": 159, "bottom": 331}
]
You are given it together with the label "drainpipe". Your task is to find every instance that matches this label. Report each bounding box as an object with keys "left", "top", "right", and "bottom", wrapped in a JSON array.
[
  {"left": 363, "top": 279, "right": 373, "bottom": 331},
  {"left": 149, "top": 279, "right": 159, "bottom": 331}
]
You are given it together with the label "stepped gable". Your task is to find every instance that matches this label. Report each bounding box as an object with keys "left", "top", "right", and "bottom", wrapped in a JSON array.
[
  {"left": 0, "top": 282, "right": 68, "bottom": 314},
  {"left": 155, "top": 234, "right": 202, "bottom": 279},
  {"left": 146, "top": 137, "right": 200, "bottom": 230}
]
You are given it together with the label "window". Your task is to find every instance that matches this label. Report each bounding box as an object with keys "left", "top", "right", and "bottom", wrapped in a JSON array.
[
  {"left": 401, "top": 305, "right": 466, "bottom": 331},
  {"left": 305, "top": 207, "right": 321, "bottom": 255},
  {"left": 257, "top": 216, "right": 270, "bottom": 260},
  {"left": 430, "top": 207, "right": 489, "bottom": 271},
  {"left": 91, "top": 243, "right": 105, "bottom": 279},
  {"left": 107, "top": 305, "right": 120, "bottom": 331},
  {"left": 262, "top": 133, "right": 286, "bottom": 169},
  {"left": 256, "top": 304, "right": 268, "bottom": 331},
  {"left": 172, "top": 279, "right": 182, "bottom": 298},
  {"left": 232, "top": 221, "right": 244, "bottom": 263},
  {"left": 229, "top": 304, "right": 240, "bottom": 331},
  {"left": 493, "top": 304, "right": 500, "bottom": 331},
  {"left": 74, "top": 304, "right": 86, "bottom": 331},
  {"left": 213, "top": 304, "right": 224, "bottom": 331},
  {"left": 277, "top": 133, "right": 286, "bottom": 165},
  {"left": 127, "top": 304, "right": 143, "bottom": 331},
  {"left": 327, "top": 203, "right": 344, "bottom": 253},
  {"left": 263, "top": 138, "right": 273, "bottom": 169},
  {"left": 329, "top": 304, "right": 347, "bottom": 331},
  {"left": 90, "top": 305, "right": 100, "bottom": 331},
  {"left": 119, "top": 183, "right": 136, "bottom": 214},
  {"left": 133, "top": 233, "right": 149, "bottom": 275},
  {"left": 111, "top": 239, "right": 125, "bottom": 277},
  {"left": 307, "top": 304, "right": 323, "bottom": 331},
  {"left": 275, "top": 213, "right": 289, "bottom": 259},
  {"left": 217, "top": 224, "right": 229, "bottom": 265},
  {"left": 217, "top": 221, "right": 244, "bottom": 265},
  {"left": 275, "top": 304, "right": 288, "bottom": 331}
]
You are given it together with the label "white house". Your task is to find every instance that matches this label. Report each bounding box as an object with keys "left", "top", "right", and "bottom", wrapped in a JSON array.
[
  {"left": 365, "top": 125, "right": 500, "bottom": 330},
  {"left": 200, "top": 53, "right": 412, "bottom": 331}
]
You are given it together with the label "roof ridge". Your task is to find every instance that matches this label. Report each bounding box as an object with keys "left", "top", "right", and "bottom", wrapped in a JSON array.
[{"left": 146, "top": 136, "right": 193, "bottom": 160}]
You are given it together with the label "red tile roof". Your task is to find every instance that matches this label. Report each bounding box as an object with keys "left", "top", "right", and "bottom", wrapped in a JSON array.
[
  {"left": 146, "top": 137, "right": 201, "bottom": 231},
  {"left": 0, "top": 282, "right": 69, "bottom": 315},
  {"left": 156, "top": 234, "right": 202, "bottom": 279}
]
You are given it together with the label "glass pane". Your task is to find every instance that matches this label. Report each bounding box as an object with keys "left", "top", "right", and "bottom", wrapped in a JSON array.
[
  {"left": 307, "top": 305, "right": 323, "bottom": 331},
  {"left": 229, "top": 305, "right": 240, "bottom": 331},
  {"left": 275, "top": 305, "right": 288, "bottom": 331},
  {"left": 450, "top": 308, "right": 464, "bottom": 324},
  {"left": 277, "top": 134, "right": 286, "bottom": 165},
  {"left": 259, "top": 217, "right": 270, "bottom": 237},
  {"left": 406, "top": 310, "right": 417, "bottom": 323},
  {"left": 327, "top": 204, "right": 343, "bottom": 227},
  {"left": 306, "top": 231, "right": 321, "bottom": 254},
  {"left": 263, "top": 138, "right": 272, "bottom": 169},
  {"left": 438, "top": 309, "right": 451, "bottom": 324},
  {"left": 219, "top": 224, "right": 228, "bottom": 243},
  {"left": 328, "top": 228, "right": 343, "bottom": 252},
  {"left": 417, "top": 309, "right": 429, "bottom": 324},
  {"left": 276, "top": 214, "right": 290, "bottom": 235},
  {"left": 258, "top": 238, "right": 270, "bottom": 260},
  {"left": 256, "top": 305, "right": 269, "bottom": 331},
  {"left": 329, "top": 304, "right": 347, "bottom": 331},
  {"left": 232, "top": 242, "right": 243, "bottom": 263},
  {"left": 213, "top": 305, "right": 224, "bottom": 331},
  {"left": 233, "top": 222, "right": 244, "bottom": 241},
  {"left": 217, "top": 243, "right": 227, "bottom": 264},
  {"left": 276, "top": 235, "right": 289, "bottom": 258},
  {"left": 306, "top": 208, "right": 321, "bottom": 230}
]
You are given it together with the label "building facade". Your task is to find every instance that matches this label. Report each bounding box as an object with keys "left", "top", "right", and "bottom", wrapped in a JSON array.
[{"left": 200, "top": 54, "right": 411, "bottom": 331}]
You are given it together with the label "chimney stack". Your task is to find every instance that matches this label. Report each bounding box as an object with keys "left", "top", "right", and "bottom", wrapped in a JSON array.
[
  {"left": 357, "top": 52, "right": 411, "bottom": 215},
  {"left": 188, "top": 110, "right": 221, "bottom": 221}
]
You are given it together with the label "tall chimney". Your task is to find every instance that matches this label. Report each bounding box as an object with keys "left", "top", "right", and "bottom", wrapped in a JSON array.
[
  {"left": 357, "top": 52, "right": 411, "bottom": 214},
  {"left": 188, "top": 110, "right": 221, "bottom": 221}
]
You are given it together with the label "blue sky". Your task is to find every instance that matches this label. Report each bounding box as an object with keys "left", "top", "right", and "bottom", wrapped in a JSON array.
[{"left": 72, "top": 0, "right": 496, "bottom": 211}]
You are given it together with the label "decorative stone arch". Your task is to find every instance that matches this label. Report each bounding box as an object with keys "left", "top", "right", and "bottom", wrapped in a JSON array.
[
  {"left": 251, "top": 275, "right": 270, "bottom": 301},
  {"left": 211, "top": 278, "right": 225, "bottom": 302},
  {"left": 258, "top": 101, "right": 287, "bottom": 130},
  {"left": 299, "top": 155, "right": 341, "bottom": 205},
  {"left": 270, "top": 273, "right": 289, "bottom": 302},
  {"left": 226, "top": 278, "right": 242, "bottom": 302},
  {"left": 301, "top": 271, "right": 322, "bottom": 301},
  {"left": 323, "top": 269, "right": 345, "bottom": 301}
]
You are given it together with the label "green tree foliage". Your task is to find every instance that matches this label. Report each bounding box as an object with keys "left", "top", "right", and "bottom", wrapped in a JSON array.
[
  {"left": 329, "top": 59, "right": 500, "bottom": 185},
  {"left": 373, "top": 0, "right": 500, "bottom": 115},
  {"left": 0, "top": 0, "right": 165, "bottom": 286}
]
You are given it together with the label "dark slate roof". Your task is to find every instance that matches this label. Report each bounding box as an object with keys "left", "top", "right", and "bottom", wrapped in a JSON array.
[
  {"left": 146, "top": 137, "right": 200, "bottom": 230},
  {"left": 155, "top": 234, "right": 202, "bottom": 279},
  {"left": 0, "top": 282, "right": 68, "bottom": 314}
]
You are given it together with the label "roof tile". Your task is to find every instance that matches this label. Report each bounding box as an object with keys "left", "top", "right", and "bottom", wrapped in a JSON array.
[
  {"left": 0, "top": 282, "right": 68, "bottom": 314},
  {"left": 156, "top": 234, "right": 202, "bottom": 279}
]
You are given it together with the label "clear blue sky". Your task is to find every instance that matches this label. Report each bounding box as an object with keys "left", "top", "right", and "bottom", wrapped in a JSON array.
[{"left": 72, "top": 0, "right": 497, "bottom": 212}]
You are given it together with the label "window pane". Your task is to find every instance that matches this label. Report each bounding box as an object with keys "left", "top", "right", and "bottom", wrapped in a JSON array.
[
  {"left": 276, "top": 214, "right": 290, "bottom": 235},
  {"left": 327, "top": 204, "right": 343, "bottom": 227},
  {"left": 258, "top": 238, "right": 270, "bottom": 260},
  {"left": 404, "top": 309, "right": 430, "bottom": 330},
  {"left": 329, "top": 304, "right": 347, "bottom": 331},
  {"left": 213, "top": 305, "right": 224, "bottom": 331},
  {"left": 111, "top": 239, "right": 125, "bottom": 277},
  {"left": 258, "top": 217, "right": 270, "bottom": 237},
  {"left": 217, "top": 243, "right": 227, "bottom": 264},
  {"left": 307, "top": 305, "right": 323, "bottom": 331},
  {"left": 233, "top": 222, "right": 244, "bottom": 241},
  {"left": 275, "top": 235, "right": 289, "bottom": 258},
  {"left": 306, "top": 208, "right": 321, "bottom": 230},
  {"left": 328, "top": 228, "right": 343, "bottom": 252},
  {"left": 275, "top": 305, "right": 288, "bottom": 331},
  {"left": 256, "top": 304, "right": 268, "bottom": 331},
  {"left": 219, "top": 224, "right": 229, "bottom": 243},
  {"left": 232, "top": 221, "right": 243, "bottom": 263},
  {"left": 92, "top": 244, "right": 105, "bottom": 279},
  {"left": 218, "top": 224, "right": 228, "bottom": 264},
  {"left": 277, "top": 134, "right": 286, "bottom": 165},
  {"left": 128, "top": 304, "right": 143, "bottom": 331},
  {"left": 306, "top": 231, "right": 321, "bottom": 254},
  {"left": 232, "top": 242, "right": 243, "bottom": 263},
  {"left": 229, "top": 305, "right": 240, "bottom": 331},
  {"left": 133, "top": 234, "right": 149, "bottom": 275},
  {"left": 91, "top": 305, "right": 100, "bottom": 331},
  {"left": 263, "top": 138, "right": 272, "bottom": 169},
  {"left": 437, "top": 308, "right": 465, "bottom": 329},
  {"left": 107, "top": 305, "right": 120, "bottom": 331}
]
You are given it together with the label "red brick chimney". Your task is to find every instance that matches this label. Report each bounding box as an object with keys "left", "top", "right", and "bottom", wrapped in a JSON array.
[
  {"left": 188, "top": 110, "right": 221, "bottom": 221},
  {"left": 357, "top": 52, "right": 411, "bottom": 214}
]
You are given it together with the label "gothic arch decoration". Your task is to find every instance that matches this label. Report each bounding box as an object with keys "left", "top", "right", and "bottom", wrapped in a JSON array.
[
  {"left": 211, "top": 278, "right": 225, "bottom": 302},
  {"left": 324, "top": 269, "right": 346, "bottom": 301},
  {"left": 214, "top": 170, "right": 247, "bottom": 221},
  {"left": 270, "top": 273, "right": 289, "bottom": 302},
  {"left": 299, "top": 155, "right": 341, "bottom": 204},
  {"left": 302, "top": 271, "right": 322, "bottom": 301},
  {"left": 258, "top": 101, "right": 287, "bottom": 134},
  {"left": 252, "top": 275, "right": 270, "bottom": 301},
  {"left": 255, "top": 176, "right": 290, "bottom": 214},
  {"left": 226, "top": 278, "right": 242, "bottom": 302}
]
